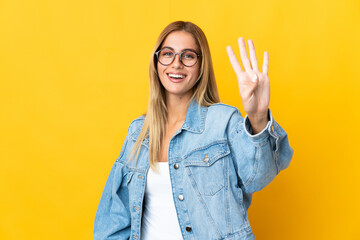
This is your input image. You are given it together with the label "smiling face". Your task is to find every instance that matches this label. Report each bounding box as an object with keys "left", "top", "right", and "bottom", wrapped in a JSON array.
[{"left": 157, "top": 30, "right": 201, "bottom": 100}]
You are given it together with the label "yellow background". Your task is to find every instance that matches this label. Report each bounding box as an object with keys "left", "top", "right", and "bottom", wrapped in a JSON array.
[{"left": 1, "top": 0, "right": 359, "bottom": 239}]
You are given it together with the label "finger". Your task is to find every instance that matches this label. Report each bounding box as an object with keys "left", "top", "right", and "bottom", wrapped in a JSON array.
[
  {"left": 226, "top": 45, "right": 243, "bottom": 76},
  {"left": 238, "top": 37, "right": 252, "bottom": 72},
  {"left": 248, "top": 39, "right": 259, "bottom": 71},
  {"left": 241, "top": 77, "right": 258, "bottom": 101},
  {"left": 262, "top": 51, "right": 269, "bottom": 75},
  {"left": 251, "top": 73, "right": 258, "bottom": 83}
]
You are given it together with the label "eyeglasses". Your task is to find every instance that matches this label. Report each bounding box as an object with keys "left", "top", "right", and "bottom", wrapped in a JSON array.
[{"left": 155, "top": 48, "right": 201, "bottom": 67}]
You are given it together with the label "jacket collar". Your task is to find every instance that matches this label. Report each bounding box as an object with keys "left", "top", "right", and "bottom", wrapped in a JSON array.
[
  {"left": 181, "top": 98, "right": 207, "bottom": 133},
  {"left": 130, "top": 99, "right": 207, "bottom": 145}
]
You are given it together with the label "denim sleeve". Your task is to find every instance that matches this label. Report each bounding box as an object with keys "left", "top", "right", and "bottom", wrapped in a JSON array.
[
  {"left": 94, "top": 134, "right": 131, "bottom": 240},
  {"left": 228, "top": 108, "right": 294, "bottom": 194}
]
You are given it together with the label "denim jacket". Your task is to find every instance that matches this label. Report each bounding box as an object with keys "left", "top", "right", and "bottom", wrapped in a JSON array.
[{"left": 94, "top": 100, "right": 294, "bottom": 240}]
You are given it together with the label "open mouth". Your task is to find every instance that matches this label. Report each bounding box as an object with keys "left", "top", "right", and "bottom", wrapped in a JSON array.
[{"left": 167, "top": 73, "right": 187, "bottom": 80}]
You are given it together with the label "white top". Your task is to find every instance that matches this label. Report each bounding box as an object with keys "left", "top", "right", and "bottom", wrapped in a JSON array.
[{"left": 140, "top": 162, "right": 183, "bottom": 240}]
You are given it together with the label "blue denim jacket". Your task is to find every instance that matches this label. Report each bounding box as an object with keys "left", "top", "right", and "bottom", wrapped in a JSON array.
[{"left": 94, "top": 100, "right": 293, "bottom": 240}]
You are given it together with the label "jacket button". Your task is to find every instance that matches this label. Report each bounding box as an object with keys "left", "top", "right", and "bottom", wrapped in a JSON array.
[
  {"left": 178, "top": 195, "right": 184, "bottom": 201},
  {"left": 185, "top": 226, "right": 192, "bottom": 232},
  {"left": 204, "top": 154, "right": 209, "bottom": 162},
  {"left": 174, "top": 163, "right": 179, "bottom": 169},
  {"left": 271, "top": 124, "right": 275, "bottom": 132}
]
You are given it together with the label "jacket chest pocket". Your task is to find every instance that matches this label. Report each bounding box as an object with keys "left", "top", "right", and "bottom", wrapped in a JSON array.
[{"left": 183, "top": 142, "right": 230, "bottom": 196}]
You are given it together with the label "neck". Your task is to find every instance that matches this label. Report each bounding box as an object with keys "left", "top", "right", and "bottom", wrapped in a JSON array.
[{"left": 165, "top": 92, "right": 193, "bottom": 125}]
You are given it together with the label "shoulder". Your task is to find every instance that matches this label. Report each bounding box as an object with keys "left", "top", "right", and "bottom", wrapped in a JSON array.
[
  {"left": 205, "top": 102, "right": 245, "bottom": 134},
  {"left": 208, "top": 102, "right": 243, "bottom": 118},
  {"left": 200, "top": 102, "right": 244, "bottom": 133},
  {"left": 127, "top": 114, "right": 146, "bottom": 137}
]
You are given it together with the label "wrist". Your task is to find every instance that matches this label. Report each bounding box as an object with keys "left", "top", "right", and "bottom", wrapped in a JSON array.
[
  {"left": 247, "top": 110, "right": 269, "bottom": 123},
  {"left": 247, "top": 110, "right": 270, "bottom": 135}
]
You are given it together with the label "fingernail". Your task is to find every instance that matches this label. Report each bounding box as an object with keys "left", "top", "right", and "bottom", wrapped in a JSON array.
[{"left": 252, "top": 74, "right": 258, "bottom": 82}]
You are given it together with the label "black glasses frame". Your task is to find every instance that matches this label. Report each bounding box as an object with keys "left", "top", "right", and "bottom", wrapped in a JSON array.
[{"left": 155, "top": 48, "right": 201, "bottom": 67}]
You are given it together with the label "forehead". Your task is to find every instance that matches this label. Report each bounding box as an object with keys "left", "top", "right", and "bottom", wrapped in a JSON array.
[{"left": 161, "top": 31, "right": 199, "bottom": 52}]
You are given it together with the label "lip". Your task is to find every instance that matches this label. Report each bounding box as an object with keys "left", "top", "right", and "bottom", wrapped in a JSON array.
[{"left": 166, "top": 73, "right": 187, "bottom": 83}]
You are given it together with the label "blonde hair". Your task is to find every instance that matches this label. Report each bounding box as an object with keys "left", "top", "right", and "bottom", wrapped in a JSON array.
[{"left": 129, "top": 21, "right": 220, "bottom": 171}]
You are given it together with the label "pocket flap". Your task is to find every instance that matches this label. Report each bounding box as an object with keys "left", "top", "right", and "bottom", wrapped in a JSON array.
[
  {"left": 183, "top": 142, "right": 230, "bottom": 167},
  {"left": 126, "top": 171, "right": 134, "bottom": 186}
]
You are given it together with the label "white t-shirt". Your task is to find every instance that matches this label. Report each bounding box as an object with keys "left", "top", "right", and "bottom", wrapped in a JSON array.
[{"left": 140, "top": 162, "right": 183, "bottom": 240}]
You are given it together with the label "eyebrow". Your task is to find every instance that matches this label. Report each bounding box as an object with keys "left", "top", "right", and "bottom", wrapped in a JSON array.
[{"left": 161, "top": 46, "right": 198, "bottom": 53}]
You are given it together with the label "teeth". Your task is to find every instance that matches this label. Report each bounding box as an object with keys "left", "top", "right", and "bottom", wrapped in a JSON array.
[{"left": 168, "top": 74, "right": 185, "bottom": 79}]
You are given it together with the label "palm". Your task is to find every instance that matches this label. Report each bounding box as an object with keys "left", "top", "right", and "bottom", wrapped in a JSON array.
[{"left": 226, "top": 37, "right": 270, "bottom": 118}]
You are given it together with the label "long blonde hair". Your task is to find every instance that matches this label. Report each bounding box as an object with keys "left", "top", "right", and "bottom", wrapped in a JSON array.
[{"left": 129, "top": 21, "right": 220, "bottom": 170}]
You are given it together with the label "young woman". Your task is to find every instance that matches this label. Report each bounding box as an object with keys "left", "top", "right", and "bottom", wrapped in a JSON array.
[{"left": 94, "top": 21, "right": 293, "bottom": 240}]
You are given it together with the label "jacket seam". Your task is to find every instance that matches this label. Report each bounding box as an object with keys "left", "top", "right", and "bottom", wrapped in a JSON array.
[
  {"left": 185, "top": 166, "right": 223, "bottom": 239},
  {"left": 181, "top": 139, "right": 228, "bottom": 160},
  {"left": 243, "top": 146, "right": 260, "bottom": 188}
]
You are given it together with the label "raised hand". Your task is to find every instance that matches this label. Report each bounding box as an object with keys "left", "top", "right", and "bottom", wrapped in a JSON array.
[{"left": 226, "top": 37, "right": 270, "bottom": 133}]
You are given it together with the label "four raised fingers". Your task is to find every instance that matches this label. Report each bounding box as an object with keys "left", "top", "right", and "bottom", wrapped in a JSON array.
[{"left": 228, "top": 37, "right": 268, "bottom": 76}]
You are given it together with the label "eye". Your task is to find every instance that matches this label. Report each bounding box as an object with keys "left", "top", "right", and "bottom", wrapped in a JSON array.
[
  {"left": 161, "top": 50, "right": 174, "bottom": 57},
  {"left": 183, "top": 51, "right": 196, "bottom": 59}
]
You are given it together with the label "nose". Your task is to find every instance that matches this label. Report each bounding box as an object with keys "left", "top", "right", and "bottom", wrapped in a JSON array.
[{"left": 171, "top": 53, "right": 183, "bottom": 68}]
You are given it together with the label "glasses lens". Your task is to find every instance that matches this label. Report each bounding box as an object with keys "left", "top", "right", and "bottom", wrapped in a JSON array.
[
  {"left": 158, "top": 49, "right": 174, "bottom": 65},
  {"left": 181, "top": 51, "right": 198, "bottom": 66}
]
